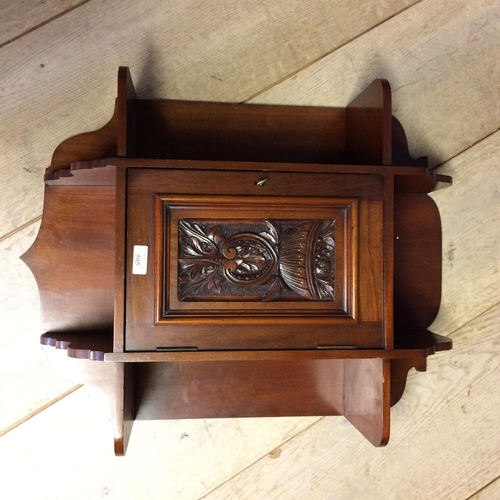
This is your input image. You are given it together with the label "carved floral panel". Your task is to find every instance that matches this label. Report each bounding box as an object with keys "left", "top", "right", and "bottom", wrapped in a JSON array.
[{"left": 178, "top": 219, "right": 335, "bottom": 301}]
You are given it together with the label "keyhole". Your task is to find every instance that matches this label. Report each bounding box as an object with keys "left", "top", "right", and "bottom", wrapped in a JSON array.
[{"left": 255, "top": 178, "right": 267, "bottom": 186}]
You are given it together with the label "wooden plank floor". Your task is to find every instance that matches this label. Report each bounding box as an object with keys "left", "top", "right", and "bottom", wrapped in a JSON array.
[{"left": 1, "top": 0, "right": 499, "bottom": 498}]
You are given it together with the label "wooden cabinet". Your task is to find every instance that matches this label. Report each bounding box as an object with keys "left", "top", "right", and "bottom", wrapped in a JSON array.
[
  {"left": 126, "top": 171, "right": 379, "bottom": 351},
  {"left": 21, "top": 67, "right": 452, "bottom": 455}
]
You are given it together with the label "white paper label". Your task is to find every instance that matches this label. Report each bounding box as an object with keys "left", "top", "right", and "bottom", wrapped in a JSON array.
[{"left": 132, "top": 245, "right": 148, "bottom": 275}]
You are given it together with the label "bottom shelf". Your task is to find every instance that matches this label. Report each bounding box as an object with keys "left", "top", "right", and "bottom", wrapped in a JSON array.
[{"left": 41, "top": 329, "right": 451, "bottom": 455}]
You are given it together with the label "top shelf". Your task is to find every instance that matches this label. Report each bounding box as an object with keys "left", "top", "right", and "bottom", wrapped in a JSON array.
[{"left": 47, "top": 68, "right": 429, "bottom": 178}]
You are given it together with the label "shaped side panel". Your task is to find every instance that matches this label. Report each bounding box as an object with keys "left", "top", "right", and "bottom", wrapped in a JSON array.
[{"left": 21, "top": 186, "right": 116, "bottom": 333}]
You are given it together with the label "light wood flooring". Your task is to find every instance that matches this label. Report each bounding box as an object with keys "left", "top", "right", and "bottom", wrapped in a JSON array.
[{"left": 1, "top": 1, "right": 499, "bottom": 498}]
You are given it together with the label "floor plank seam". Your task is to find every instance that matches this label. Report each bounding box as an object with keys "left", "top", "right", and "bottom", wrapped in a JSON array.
[
  {"left": 432, "top": 124, "right": 500, "bottom": 171},
  {"left": 0, "top": 215, "right": 41, "bottom": 243},
  {"left": 242, "top": 0, "right": 424, "bottom": 104},
  {"left": 0, "top": 384, "right": 83, "bottom": 437},
  {"left": 0, "top": 0, "right": 92, "bottom": 50},
  {"left": 445, "top": 300, "right": 500, "bottom": 339},
  {"left": 196, "top": 416, "right": 326, "bottom": 500},
  {"left": 464, "top": 475, "right": 500, "bottom": 500}
]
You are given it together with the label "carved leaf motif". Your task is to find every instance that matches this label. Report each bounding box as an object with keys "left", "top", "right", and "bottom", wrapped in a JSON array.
[
  {"left": 178, "top": 219, "right": 335, "bottom": 301},
  {"left": 178, "top": 258, "right": 220, "bottom": 297},
  {"left": 259, "top": 220, "right": 280, "bottom": 245},
  {"left": 316, "top": 279, "right": 334, "bottom": 300},
  {"left": 222, "top": 232, "right": 278, "bottom": 285},
  {"left": 178, "top": 220, "right": 218, "bottom": 258},
  {"left": 207, "top": 274, "right": 224, "bottom": 293},
  {"left": 233, "top": 245, "right": 266, "bottom": 273},
  {"left": 207, "top": 226, "right": 225, "bottom": 244},
  {"left": 184, "top": 261, "right": 216, "bottom": 280},
  {"left": 263, "top": 275, "right": 283, "bottom": 301},
  {"left": 312, "top": 220, "right": 336, "bottom": 299}
]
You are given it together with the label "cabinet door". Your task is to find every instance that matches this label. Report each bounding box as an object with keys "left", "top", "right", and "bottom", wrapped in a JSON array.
[{"left": 125, "top": 167, "right": 386, "bottom": 351}]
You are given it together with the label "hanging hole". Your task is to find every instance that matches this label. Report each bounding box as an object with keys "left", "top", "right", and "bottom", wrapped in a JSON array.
[{"left": 255, "top": 178, "right": 267, "bottom": 186}]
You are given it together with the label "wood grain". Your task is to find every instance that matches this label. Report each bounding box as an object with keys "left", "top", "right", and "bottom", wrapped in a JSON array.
[
  {"left": 394, "top": 193, "right": 443, "bottom": 332},
  {"left": 346, "top": 79, "right": 392, "bottom": 165},
  {"left": 0, "top": 222, "right": 76, "bottom": 433},
  {"left": 344, "top": 358, "right": 390, "bottom": 446},
  {"left": 21, "top": 186, "right": 116, "bottom": 333},
  {"left": 469, "top": 477, "right": 500, "bottom": 500},
  {"left": 202, "top": 302, "right": 500, "bottom": 500},
  {"left": 134, "top": 100, "right": 346, "bottom": 164},
  {"left": 253, "top": 0, "right": 500, "bottom": 168},
  {"left": 16, "top": 72, "right": 450, "bottom": 451},
  {"left": 0, "top": 384, "right": 321, "bottom": 500},
  {"left": 430, "top": 130, "right": 500, "bottom": 335},
  {"left": 0, "top": 0, "right": 416, "bottom": 238},
  {"left": 134, "top": 360, "right": 345, "bottom": 420},
  {"left": 1, "top": 0, "right": 499, "bottom": 496},
  {"left": 0, "top": 0, "right": 84, "bottom": 46},
  {"left": 104, "top": 347, "right": 438, "bottom": 363},
  {"left": 125, "top": 169, "right": 385, "bottom": 351}
]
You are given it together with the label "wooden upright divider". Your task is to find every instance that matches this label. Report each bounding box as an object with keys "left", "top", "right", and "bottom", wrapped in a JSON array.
[
  {"left": 21, "top": 67, "right": 452, "bottom": 455},
  {"left": 344, "top": 358, "right": 390, "bottom": 447}
]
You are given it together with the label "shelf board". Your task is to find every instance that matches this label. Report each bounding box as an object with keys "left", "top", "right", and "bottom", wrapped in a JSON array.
[{"left": 104, "top": 346, "right": 450, "bottom": 363}]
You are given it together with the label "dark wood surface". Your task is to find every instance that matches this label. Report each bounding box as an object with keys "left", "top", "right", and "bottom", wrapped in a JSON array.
[
  {"left": 167, "top": 201, "right": 348, "bottom": 308},
  {"left": 46, "top": 109, "right": 118, "bottom": 173},
  {"left": 344, "top": 358, "right": 390, "bottom": 446},
  {"left": 394, "top": 193, "right": 443, "bottom": 331},
  {"left": 135, "top": 99, "right": 346, "bottom": 164},
  {"left": 384, "top": 174, "right": 395, "bottom": 349},
  {"left": 113, "top": 362, "right": 134, "bottom": 456},
  {"left": 40, "top": 331, "right": 113, "bottom": 361},
  {"left": 21, "top": 185, "right": 116, "bottom": 333},
  {"left": 134, "top": 360, "right": 345, "bottom": 419},
  {"left": 104, "top": 346, "right": 445, "bottom": 363},
  {"left": 113, "top": 167, "right": 127, "bottom": 353},
  {"left": 346, "top": 79, "right": 392, "bottom": 166},
  {"left": 125, "top": 169, "right": 386, "bottom": 351},
  {"left": 391, "top": 116, "right": 428, "bottom": 167},
  {"left": 21, "top": 68, "right": 452, "bottom": 454},
  {"left": 117, "top": 66, "right": 137, "bottom": 158},
  {"left": 56, "top": 157, "right": 451, "bottom": 192}
]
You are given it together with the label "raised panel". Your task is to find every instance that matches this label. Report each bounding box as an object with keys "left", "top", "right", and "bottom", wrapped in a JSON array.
[{"left": 155, "top": 195, "right": 357, "bottom": 320}]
